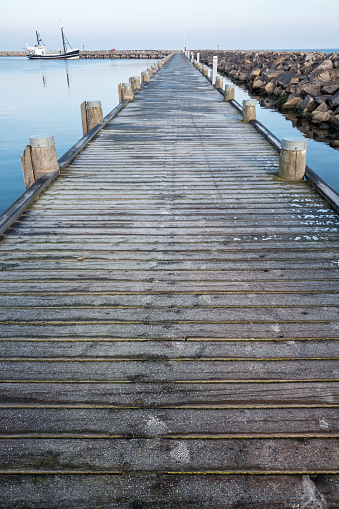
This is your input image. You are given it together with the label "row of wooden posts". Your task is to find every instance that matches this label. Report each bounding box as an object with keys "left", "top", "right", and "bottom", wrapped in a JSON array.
[
  {"left": 185, "top": 50, "right": 307, "bottom": 181},
  {"left": 20, "top": 55, "right": 173, "bottom": 190}
]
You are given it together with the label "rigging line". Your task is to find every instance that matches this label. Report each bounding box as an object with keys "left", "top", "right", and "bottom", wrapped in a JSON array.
[{"left": 35, "top": 21, "right": 60, "bottom": 30}]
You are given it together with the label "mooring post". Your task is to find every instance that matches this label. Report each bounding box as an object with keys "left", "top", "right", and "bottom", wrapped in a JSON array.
[
  {"left": 121, "top": 83, "right": 133, "bottom": 101},
  {"left": 279, "top": 138, "right": 307, "bottom": 181},
  {"left": 197, "top": 63, "right": 202, "bottom": 71},
  {"left": 215, "top": 76, "right": 223, "bottom": 89},
  {"left": 211, "top": 56, "right": 218, "bottom": 85},
  {"left": 80, "top": 101, "right": 103, "bottom": 135},
  {"left": 141, "top": 70, "right": 150, "bottom": 83},
  {"left": 86, "top": 101, "right": 103, "bottom": 132},
  {"left": 224, "top": 84, "right": 235, "bottom": 101},
  {"left": 202, "top": 66, "right": 208, "bottom": 77},
  {"left": 147, "top": 67, "right": 154, "bottom": 77},
  {"left": 242, "top": 99, "right": 256, "bottom": 122},
  {"left": 197, "top": 52, "right": 200, "bottom": 64},
  {"left": 21, "top": 135, "right": 60, "bottom": 189},
  {"left": 130, "top": 76, "right": 141, "bottom": 91}
]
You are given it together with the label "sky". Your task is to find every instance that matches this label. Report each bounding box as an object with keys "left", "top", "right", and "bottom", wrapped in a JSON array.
[{"left": 1, "top": 0, "right": 338, "bottom": 51}]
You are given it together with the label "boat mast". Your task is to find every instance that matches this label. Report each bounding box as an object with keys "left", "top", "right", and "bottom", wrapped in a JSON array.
[
  {"left": 35, "top": 29, "right": 44, "bottom": 46},
  {"left": 60, "top": 22, "right": 67, "bottom": 53}
]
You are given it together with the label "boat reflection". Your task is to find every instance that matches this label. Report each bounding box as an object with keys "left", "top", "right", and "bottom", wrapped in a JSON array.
[{"left": 40, "top": 63, "right": 71, "bottom": 89}]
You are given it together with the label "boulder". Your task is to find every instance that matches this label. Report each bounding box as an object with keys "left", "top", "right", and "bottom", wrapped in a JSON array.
[
  {"left": 264, "top": 81, "right": 276, "bottom": 95},
  {"left": 238, "top": 72, "right": 248, "bottom": 81},
  {"left": 275, "top": 71, "right": 297, "bottom": 88},
  {"left": 329, "top": 115, "right": 339, "bottom": 131},
  {"left": 299, "top": 82, "right": 321, "bottom": 98},
  {"left": 273, "top": 57, "right": 286, "bottom": 67},
  {"left": 311, "top": 111, "right": 332, "bottom": 124},
  {"left": 252, "top": 78, "right": 265, "bottom": 89},
  {"left": 312, "top": 59, "right": 334, "bottom": 73},
  {"left": 321, "top": 80, "right": 339, "bottom": 95},
  {"left": 329, "top": 91, "right": 339, "bottom": 109},
  {"left": 314, "top": 94, "right": 333, "bottom": 104},
  {"left": 273, "top": 86, "right": 283, "bottom": 96},
  {"left": 281, "top": 94, "right": 301, "bottom": 109},
  {"left": 298, "top": 94, "right": 317, "bottom": 113},
  {"left": 249, "top": 68, "right": 261, "bottom": 80},
  {"left": 262, "top": 69, "right": 282, "bottom": 81}
]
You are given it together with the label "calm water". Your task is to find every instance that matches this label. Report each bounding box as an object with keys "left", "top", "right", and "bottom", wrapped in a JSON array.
[
  {"left": 0, "top": 55, "right": 339, "bottom": 215},
  {"left": 0, "top": 57, "right": 159, "bottom": 214}
]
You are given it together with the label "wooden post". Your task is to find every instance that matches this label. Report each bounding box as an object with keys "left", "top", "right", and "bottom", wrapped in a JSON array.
[
  {"left": 29, "top": 136, "right": 60, "bottom": 181},
  {"left": 202, "top": 66, "right": 208, "bottom": 77},
  {"left": 279, "top": 138, "right": 307, "bottom": 181},
  {"left": 215, "top": 76, "right": 223, "bottom": 89},
  {"left": 197, "top": 63, "right": 202, "bottom": 71},
  {"left": 147, "top": 67, "right": 153, "bottom": 77},
  {"left": 242, "top": 99, "right": 256, "bottom": 122},
  {"left": 21, "top": 145, "right": 35, "bottom": 189},
  {"left": 211, "top": 56, "right": 218, "bottom": 85},
  {"left": 131, "top": 76, "right": 141, "bottom": 90},
  {"left": 197, "top": 52, "right": 200, "bottom": 64},
  {"left": 118, "top": 83, "right": 122, "bottom": 103},
  {"left": 80, "top": 101, "right": 88, "bottom": 136},
  {"left": 142, "top": 70, "right": 150, "bottom": 83},
  {"left": 86, "top": 101, "right": 103, "bottom": 132},
  {"left": 121, "top": 83, "right": 133, "bottom": 101},
  {"left": 224, "top": 84, "right": 235, "bottom": 101}
]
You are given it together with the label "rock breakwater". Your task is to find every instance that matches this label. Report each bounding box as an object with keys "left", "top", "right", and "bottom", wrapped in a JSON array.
[
  {"left": 0, "top": 50, "right": 176, "bottom": 59},
  {"left": 81, "top": 50, "right": 176, "bottom": 59},
  {"left": 199, "top": 50, "right": 339, "bottom": 147}
]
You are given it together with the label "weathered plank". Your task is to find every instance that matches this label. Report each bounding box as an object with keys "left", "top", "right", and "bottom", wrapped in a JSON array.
[
  {"left": 1, "top": 474, "right": 337, "bottom": 509},
  {"left": 1, "top": 381, "right": 338, "bottom": 406},
  {"left": 1, "top": 407, "right": 338, "bottom": 434}
]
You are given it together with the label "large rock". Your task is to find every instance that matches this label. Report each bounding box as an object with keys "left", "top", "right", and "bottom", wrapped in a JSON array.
[
  {"left": 329, "top": 91, "right": 339, "bottom": 109},
  {"left": 252, "top": 78, "right": 265, "bottom": 89},
  {"left": 275, "top": 71, "right": 297, "bottom": 88},
  {"left": 314, "top": 94, "right": 333, "bottom": 104},
  {"left": 262, "top": 69, "right": 282, "bottom": 81},
  {"left": 282, "top": 94, "right": 301, "bottom": 109},
  {"left": 322, "top": 80, "right": 339, "bottom": 95},
  {"left": 298, "top": 94, "right": 317, "bottom": 113},
  {"left": 312, "top": 59, "right": 334, "bottom": 73},
  {"left": 264, "top": 81, "right": 276, "bottom": 95},
  {"left": 311, "top": 103, "right": 332, "bottom": 124},
  {"left": 249, "top": 68, "right": 261, "bottom": 80},
  {"left": 329, "top": 115, "right": 339, "bottom": 131},
  {"left": 299, "top": 82, "right": 322, "bottom": 98}
]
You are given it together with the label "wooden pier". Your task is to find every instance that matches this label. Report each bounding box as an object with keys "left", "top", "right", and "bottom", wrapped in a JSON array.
[{"left": 0, "top": 53, "right": 339, "bottom": 507}]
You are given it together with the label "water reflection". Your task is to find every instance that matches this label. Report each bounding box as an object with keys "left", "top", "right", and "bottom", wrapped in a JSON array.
[
  {"left": 40, "top": 62, "right": 71, "bottom": 89},
  {"left": 252, "top": 94, "right": 339, "bottom": 151}
]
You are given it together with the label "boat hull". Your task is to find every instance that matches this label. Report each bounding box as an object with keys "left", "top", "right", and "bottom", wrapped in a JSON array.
[{"left": 27, "top": 49, "right": 80, "bottom": 60}]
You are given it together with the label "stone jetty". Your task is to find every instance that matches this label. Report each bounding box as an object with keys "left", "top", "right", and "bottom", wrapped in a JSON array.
[
  {"left": 199, "top": 50, "right": 339, "bottom": 136},
  {"left": 81, "top": 50, "right": 176, "bottom": 59},
  {"left": 0, "top": 50, "right": 176, "bottom": 59}
]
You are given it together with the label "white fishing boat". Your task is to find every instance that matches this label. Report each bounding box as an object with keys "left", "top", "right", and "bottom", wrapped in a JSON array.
[{"left": 26, "top": 23, "right": 79, "bottom": 60}]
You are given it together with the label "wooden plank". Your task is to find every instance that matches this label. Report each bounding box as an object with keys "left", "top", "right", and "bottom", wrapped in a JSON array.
[
  {"left": 1, "top": 407, "right": 338, "bottom": 434},
  {"left": 0, "top": 359, "right": 337, "bottom": 382},
  {"left": 0, "top": 437, "right": 338, "bottom": 471},
  {"left": 0, "top": 337, "right": 337, "bottom": 358},
  {"left": 1, "top": 381, "right": 338, "bottom": 406},
  {"left": 1, "top": 474, "right": 337, "bottom": 509},
  {"left": 1, "top": 305, "right": 339, "bottom": 323},
  {"left": 1, "top": 280, "right": 338, "bottom": 296},
  {"left": 1, "top": 321, "right": 338, "bottom": 340}
]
